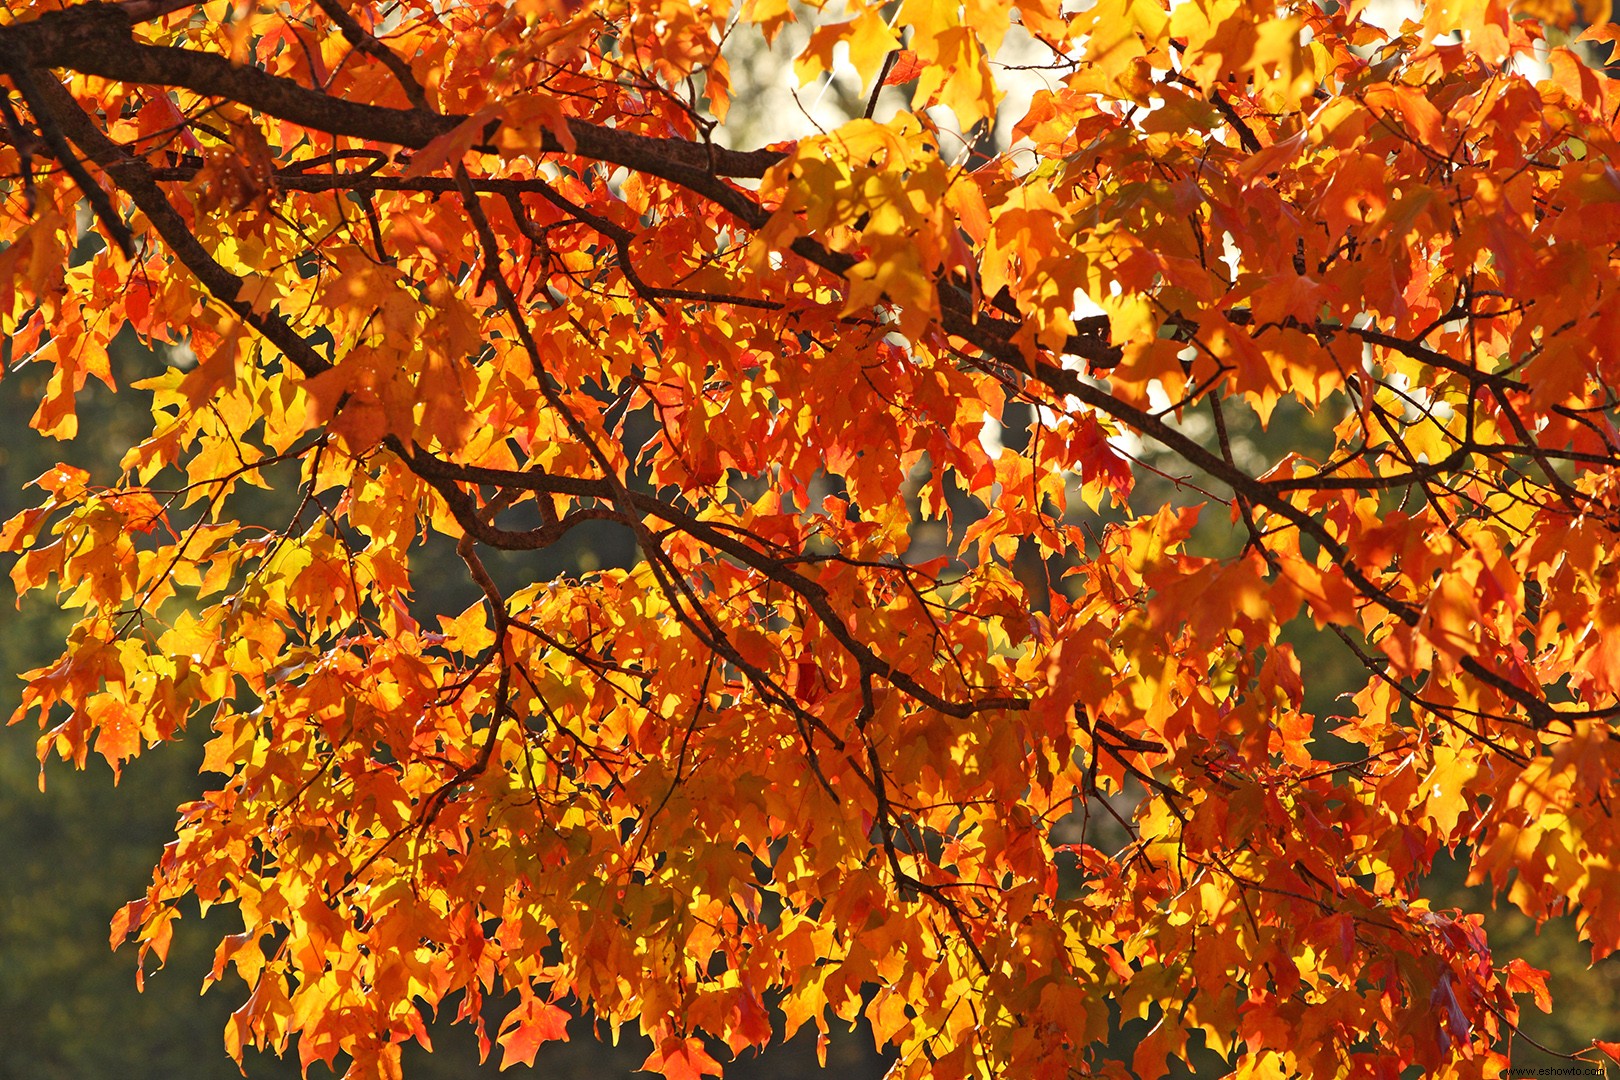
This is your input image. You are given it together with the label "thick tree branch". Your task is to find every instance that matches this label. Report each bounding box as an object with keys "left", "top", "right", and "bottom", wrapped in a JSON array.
[
  {"left": 23, "top": 68, "right": 332, "bottom": 377},
  {"left": 0, "top": 4, "right": 786, "bottom": 179},
  {"left": 309, "top": 0, "right": 429, "bottom": 110},
  {"left": 0, "top": 55, "right": 133, "bottom": 254}
]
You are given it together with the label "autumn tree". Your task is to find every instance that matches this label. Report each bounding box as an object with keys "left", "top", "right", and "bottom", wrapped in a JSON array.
[{"left": 6, "top": 0, "right": 1620, "bottom": 1075}]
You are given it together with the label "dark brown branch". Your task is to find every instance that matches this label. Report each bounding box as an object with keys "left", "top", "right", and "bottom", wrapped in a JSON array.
[
  {"left": 0, "top": 60, "right": 133, "bottom": 254},
  {"left": 0, "top": 84, "right": 38, "bottom": 214},
  {"left": 310, "top": 0, "right": 429, "bottom": 110},
  {"left": 114, "top": 0, "right": 203, "bottom": 21},
  {"left": 0, "top": 4, "right": 786, "bottom": 180},
  {"left": 505, "top": 182, "right": 783, "bottom": 310},
  {"left": 405, "top": 445, "right": 1028, "bottom": 721},
  {"left": 23, "top": 71, "right": 332, "bottom": 377}
]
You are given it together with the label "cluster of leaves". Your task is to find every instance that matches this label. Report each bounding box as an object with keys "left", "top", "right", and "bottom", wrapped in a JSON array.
[{"left": 3, "top": 0, "right": 1620, "bottom": 1076}]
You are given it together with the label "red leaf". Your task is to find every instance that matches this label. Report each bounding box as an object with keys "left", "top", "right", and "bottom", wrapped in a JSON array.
[
  {"left": 109, "top": 898, "right": 148, "bottom": 950},
  {"left": 883, "top": 49, "right": 926, "bottom": 85}
]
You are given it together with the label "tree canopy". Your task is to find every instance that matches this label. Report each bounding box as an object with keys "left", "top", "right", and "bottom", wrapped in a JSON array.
[{"left": 5, "top": 0, "right": 1620, "bottom": 1076}]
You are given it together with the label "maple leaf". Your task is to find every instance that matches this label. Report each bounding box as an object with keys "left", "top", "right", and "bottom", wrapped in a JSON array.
[
  {"left": 495, "top": 998, "right": 571, "bottom": 1070},
  {"left": 641, "top": 1036, "right": 723, "bottom": 1080}
]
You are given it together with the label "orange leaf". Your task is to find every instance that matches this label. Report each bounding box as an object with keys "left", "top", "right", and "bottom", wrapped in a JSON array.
[
  {"left": 1504, "top": 958, "right": 1553, "bottom": 1013},
  {"left": 405, "top": 104, "right": 502, "bottom": 178},
  {"left": 641, "top": 1036, "right": 723, "bottom": 1080},
  {"left": 496, "top": 999, "right": 571, "bottom": 1070}
]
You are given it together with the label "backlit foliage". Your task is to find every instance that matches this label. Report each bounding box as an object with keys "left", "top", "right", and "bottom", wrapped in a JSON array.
[{"left": 4, "top": 0, "right": 1620, "bottom": 1076}]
